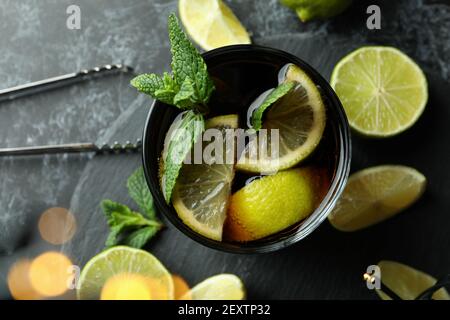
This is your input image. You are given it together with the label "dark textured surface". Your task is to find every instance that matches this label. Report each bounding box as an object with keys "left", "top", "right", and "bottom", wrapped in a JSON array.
[{"left": 1, "top": 0, "right": 450, "bottom": 300}]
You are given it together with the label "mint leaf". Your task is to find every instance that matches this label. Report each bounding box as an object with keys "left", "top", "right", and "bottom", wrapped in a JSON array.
[
  {"left": 127, "top": 167, "right": 156, "bottom": 219},
  {"left": 162, "top": 110, "right": 205, "bottom": 203},
  {"left": 101, "top": 199, "right": 163, "bottom": 249},
  {"left": 130, "top": 14, "right": 215, "bottom": 112},
  {"left": 251, "top": 82, "right": 296, "bottom": 131},
  {"left": 124, "top": 226, "right": 159, "bottom": 249},
  {"left": 131, "top": 73, "right": 179, "bottom": 105},
  {"left": 131, "top": 73, "right": 163, "bottom": 93},
  {"left": 154, "top": 72, "right": 179, "bottom": 104},
  {"left": 105, "top": 225, "right": 124, "bottom": 248},
  {"left": 168, "top": 14, "right": 215, "bottom": 107},
  {"left": 173, "top": 77, "right": 197, "bottom": 109},
  {"left": 129, "top": 14, "right": 215, "bottom": 207},
  {"left": 101, "top": 200, "right": 148, "bottom": 227}
]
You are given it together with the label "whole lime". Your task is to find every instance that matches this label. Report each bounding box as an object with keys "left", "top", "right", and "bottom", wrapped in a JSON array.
[{"left": 281, "top": 0, "right": 353, "bottom": 22}]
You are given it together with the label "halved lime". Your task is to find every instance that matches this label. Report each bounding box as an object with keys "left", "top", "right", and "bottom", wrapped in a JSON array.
[
  {"left": 331, "top": 46, "right": 428, "bottom": 137},
  {"left": 77, "top": 246, "right": 174, "bottom": 300},
  {"left": 328, "top": 165, "right": 426, "bottom": 232},
  {"left": 172, "top": 114, "right": 238, "bottom": 241},
  {"left": 179, "top": 0, "right": 251, "bottom": 51},
  {"left": 181, "top": 274, "right": 245, "bottom": 300},
  {"left": 236, "top": 64, "right": 326, "bottom": 173},
  {"left": 377, "top": 260, "right": 449, "bottom": 300}
]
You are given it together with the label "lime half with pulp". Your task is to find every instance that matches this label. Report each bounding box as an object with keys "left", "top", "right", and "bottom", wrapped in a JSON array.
[
  {"left": 77, "top": 246, "right": 174, "bottom": 300},
  {"left": 331, "top": 46, "right": 428, "bottom": 137}
]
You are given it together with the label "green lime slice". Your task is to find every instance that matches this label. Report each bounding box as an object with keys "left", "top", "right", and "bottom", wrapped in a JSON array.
[
  {"left": 172, "top": 114, "right": 238, "bottom": 241},
  {"left": 377, "top": 260, "right": 449, "bottom": 300},
  {"left": 331, "top": 46, "right": 428, "bottom": 137},
  {"left": 181, "top": 274, "right": 245, "bottom": 300},
  {"left": 77, "top": 246, "right": 174, "bottom": 300},
  {"left": 179, "top": 0, "right": 251, "bottom": 51},
  {"left": 236, "top": 64, "right": 326, "bottom": 173},
  {"left": 328, "top": 165, "right": 426, "bottom": 232}
]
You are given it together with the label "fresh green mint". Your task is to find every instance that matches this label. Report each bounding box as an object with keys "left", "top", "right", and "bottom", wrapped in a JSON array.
[
  {"left": 127, "top": 167, "right": 156, "bottom": 219},
  {"left": 131, "top": 13, "right": 215, "bottom": 204},
  {"left": 131, "top": 13, "right": 215, "bottom": 112},
  {"left": 168, "top": 14, "right": 214, "bottom": 108},
  {"left": 162, "top": 110, "right": 204, "bottom": 203},
  {"left": 251, "top": 82, "right": 296, "bottom": 131},
  {"left": 101, "top": 167, "right": 163, "bottom": 249}
]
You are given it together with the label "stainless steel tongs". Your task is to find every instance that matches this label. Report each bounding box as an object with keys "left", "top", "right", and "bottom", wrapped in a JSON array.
[{"left": 0, "top": 64, "right": 141, "bottom": 156}]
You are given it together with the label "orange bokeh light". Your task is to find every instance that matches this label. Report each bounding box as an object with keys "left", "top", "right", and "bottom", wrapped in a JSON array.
[
  {"left": 172, "top": 274, "right": 190, "bottom": 300},
  {"left": 38, "top": 207, "right": 77, "bottom": 245},
  {"left": 100, "top": 273, "right": 173, "bottom": 300},
  {"left": 29, "top": 251, "right": 74, "bottom": 297},
  {"left": 7, "top": 259, "right": 42, "bottom": 300},
  {"left": 100, "top": 274, "right": 154, "bottom": 300}
]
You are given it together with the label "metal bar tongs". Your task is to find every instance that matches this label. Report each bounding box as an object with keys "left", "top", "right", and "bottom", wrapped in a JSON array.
[{"left": 0, "top": 64, "right": 142, "bottom": 156}]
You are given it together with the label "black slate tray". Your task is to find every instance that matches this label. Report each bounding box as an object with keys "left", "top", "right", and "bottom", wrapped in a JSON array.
[{"left": 64, "top": 34, "right": 450, "bottom": 300}]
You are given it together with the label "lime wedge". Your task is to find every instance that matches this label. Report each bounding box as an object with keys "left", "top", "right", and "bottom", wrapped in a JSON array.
[
  {"left": 179, "top": 0, "right": 251, "bottom": 51},
  {"left": 225, "top": 168, "right": 323, "bottom": 242},
  {"left": 236, "top": 64, "right": 326, "bottom": 173},
  {"left": 77, "top": 246, "right": 174, "bottom": 300},
  {"left": 331, "top": 46, "right": 428, "bottom": 137},
  {"left": 328, "top": 165, "right": 426, "bottom": 231},
  {"left": 181, "top": 274, "right": 245, "bottom": 300},
  {"left": 172, "top": 114, "right": 238, "bottom": 241},
  {"left": 225, "top": 167, "right": 325, "bottom": 242},
  {"left": 377, "top": 260, "right": 449, "bottom": 300}
]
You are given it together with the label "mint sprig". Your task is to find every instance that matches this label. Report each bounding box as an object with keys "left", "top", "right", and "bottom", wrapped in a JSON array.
[
  {"left": 168, "top": 14, "right": 214, "bottom": 108},
  {"left": 162, "top": 110, "right": 204, "bottom": 203},
  {"left": 251, "top": 82, "right": 296, "bottom": 132},
  {"left": 131, "top": 13, "right": 216, "bottom": 204},
  {"left": 131, "top": 14, "right": 215, "bottom": 112},
  {"left": 101, "top": 167, "right": 163, "bottom": 249},
  {"left": 127, "top": 167, "right": 156, "bottom": 219}
]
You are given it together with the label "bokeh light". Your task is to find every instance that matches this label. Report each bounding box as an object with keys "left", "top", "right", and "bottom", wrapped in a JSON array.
[
  {"left": 146, "top": 277, "right": 172, "bottom": 300},
  {"left": 7, "top": 259, "right": 42, "bottom": 300},
  {"left": 101, "top": 274, "right": 153, "bottom": 300},
  {"left": 100, "top": 273, "right": 172, "bottom": 300},
  {"left": 38, "top": 207, "right": 77, "bottom": 245},
  {"left": 29, "top": 251, "right": 74, "bottom": 297},
  {"left": 172, "top": 274, "right": 190, "bottom": 300}
]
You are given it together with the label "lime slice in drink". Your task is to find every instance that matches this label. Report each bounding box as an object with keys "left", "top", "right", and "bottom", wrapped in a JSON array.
[
  {"left": 77, "top": 246, "right": 174, "bottom": 300},
  {"left": 331, "top": 46, "right": 428, "bottom": 137},
  {"left": 376, "top": 260, "right": 449, "bottom": 300},
  {"left": 179, "top": 0, "right": 251, "bottom": 51},
  {"left": 181, "top": 274, "right": 245, "bottom": 300},
  {"left": 172, "top": 114, "right": 238, "bottom": 241},
  {"left": 236, "top": 64, "right": 326, "bottom": 174},
  {"left": 328, "top": 165, "right": 426, "bottom": 232}
]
